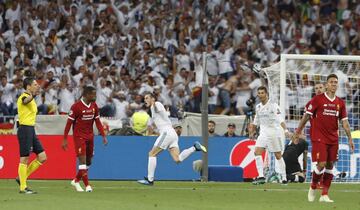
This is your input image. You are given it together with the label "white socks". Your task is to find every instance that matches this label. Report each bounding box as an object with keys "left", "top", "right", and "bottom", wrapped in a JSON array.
[
  {"left": 147, "top": 157, "right": 157, "bottom": 182},
  {"left": 179, "top": 147, "right": 196, "bottom": 162},
  {"left": 276, "top": 157, "right": 287, "bottom": 181},
  {"left": 255, "top": 156, "right": 264, "bottom": 178},
  {"left": 314, "top": 166, "right": 325, "bottom": 175}
]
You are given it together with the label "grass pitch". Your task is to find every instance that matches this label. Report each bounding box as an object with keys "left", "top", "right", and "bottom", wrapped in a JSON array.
[{"left": 0, "top": 179, "right": 359, "bottom": 210}]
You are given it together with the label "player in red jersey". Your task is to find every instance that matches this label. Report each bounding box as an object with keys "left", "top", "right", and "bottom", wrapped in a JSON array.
[
  {"left": 62, "top": 86, "right": 108, "bottom": 192},
  {"left": 293, "top": 74, "right": 354, "bottom": 203},
  {"left": 305, "top": 83, "right": 325, "bottom": 183}
]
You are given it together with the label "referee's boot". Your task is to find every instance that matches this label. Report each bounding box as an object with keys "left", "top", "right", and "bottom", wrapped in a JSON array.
[{"left": 19, "top": 187, "right": 37, "bottom": 194}]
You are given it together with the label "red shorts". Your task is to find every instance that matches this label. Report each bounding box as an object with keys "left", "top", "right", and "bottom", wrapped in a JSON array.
[
  {"left": 73, "top": 137, "right": 94, "bottom": 158},
  {"left": 311, "top": 141, "right": 338, "bottom": 162}
]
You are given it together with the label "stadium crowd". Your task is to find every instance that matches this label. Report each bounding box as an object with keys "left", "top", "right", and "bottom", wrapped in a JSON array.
[{"left": 0, "top": 0, "right": 359, "bottom": 123}]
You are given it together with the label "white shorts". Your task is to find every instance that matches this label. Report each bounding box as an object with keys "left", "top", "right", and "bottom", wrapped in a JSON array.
[
  {"left": 255, "top": 130, "right": 284, "bottom": 152},
  {"left": 154, "top": 129, "right": 178, "bottom": 150}
]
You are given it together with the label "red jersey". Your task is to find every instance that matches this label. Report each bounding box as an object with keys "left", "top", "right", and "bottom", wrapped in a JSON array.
[
  {"left": 305, "top": 93, "right": 347, "bottom": 145},
  {"left": 67, "top": 99, "right": 101, "bottom": 140}
]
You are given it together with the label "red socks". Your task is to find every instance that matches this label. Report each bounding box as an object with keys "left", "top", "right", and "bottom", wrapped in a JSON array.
[{"left": 321, "top": 171, "right": 333, "bottom": 195}]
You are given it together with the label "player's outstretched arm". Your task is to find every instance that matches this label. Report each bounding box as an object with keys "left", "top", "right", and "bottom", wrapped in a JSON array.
[{"left": 342, "top": 119, "right": 354, "bottom": 152}]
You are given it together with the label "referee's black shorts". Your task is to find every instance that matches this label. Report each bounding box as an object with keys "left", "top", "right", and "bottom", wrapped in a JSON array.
[{"left": 17, "top": 125, "right": 44, "bottom": 157}]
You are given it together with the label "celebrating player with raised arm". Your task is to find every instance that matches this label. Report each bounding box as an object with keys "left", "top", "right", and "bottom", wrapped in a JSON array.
[
  {"left": 62, "top": 86, "right": 108, "bottom": 192},
  {"left": 292, "top": 74, "right": 354, "bottom": 203},
  {"left": 137, "top": 93, "right": 207, "bottom": 185},
  {"left": 249, "top": 86, "right": 291, "bottom": 185}
]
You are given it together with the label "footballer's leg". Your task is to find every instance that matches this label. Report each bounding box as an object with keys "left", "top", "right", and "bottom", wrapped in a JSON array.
[
  {"left": 274, "top": 152, "right": 287, "bottom": 184},
  {"left": 138, "top": 147, "right": 163, "bottom": 185},
  {"left": 71, "top": 139, "right": 86, "bottom": 192},
  {"left": 169, "top": 139, "right": 202, "bottom": 164},
  {"left": 319, "top": 145, "right": 337, "bottom": 202},
  {"left": 83, "top": 140, "right": 93, "bottom": 192},
  {"left": 72, "top": 155, "right": 86, "bottom": 192},
  {"left": 319, "top": 162, "right": 334, "bottom": 202},
  {"left": 169, "top": 147, "right": 181, "bottom": 163},
  {"left": 253, "top": 146, "right": 266, "bottom": 185},
  {"left": 308, "top": 143, "right": 327, "bottom": 202}
]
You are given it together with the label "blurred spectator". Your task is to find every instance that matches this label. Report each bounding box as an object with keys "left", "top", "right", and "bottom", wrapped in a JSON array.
[
  {"left": 113, "top": 91, "right": 129, "bottom": 121},
  {"left": 96, "top": 79, "right": 115, "bottom": 117},
  {"left": 223, "top": 123, "right": 239, "bottom": 137},
  {"left": 0, "top": 75, "right": 15, "bottom": 116},
  {"left": 208, "top": 120, "right": 220, "bottom": 137},
  {"left": 58, "top": 75, "right": 76, "bottom": 115},
  {"left": 173, "top": 123, "right": 182, "bottom": 136},
  {"left": 208, "top": 76, "right": 219, "bottom": 114}
]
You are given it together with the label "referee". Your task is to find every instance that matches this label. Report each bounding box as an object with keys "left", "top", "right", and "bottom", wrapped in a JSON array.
[{"left": 16, "top": 78, "right": 47, "bottom": 194}]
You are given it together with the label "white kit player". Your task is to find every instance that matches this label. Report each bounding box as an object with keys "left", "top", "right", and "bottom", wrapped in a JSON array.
[
  {"left": 138, "top": 93, "right": 207, "bottom": 185},
  {"left": 249, "top": 86, "right": 291, "bottom": 185}
]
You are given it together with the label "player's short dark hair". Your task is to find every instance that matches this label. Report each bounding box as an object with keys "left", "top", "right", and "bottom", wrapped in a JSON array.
[
  {"left": 257, "top": 86, "right": 268, "bottom": 93},
  {"left": 326, "top": 74, "right": 338, "bottom": 81},
  {"left": 208, "top": 120, "right": 216, "bottom": 125},
  {"left": 83, "top": 86, "right": 96, "bottom": 96},
  {"left": 23, "top": 77, "right": 35, "bottom": 90}
]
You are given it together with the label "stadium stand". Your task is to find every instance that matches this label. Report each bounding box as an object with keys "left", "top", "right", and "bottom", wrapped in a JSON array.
[{"left": 0, "top": 0, "right": 359, "bottom": 128}]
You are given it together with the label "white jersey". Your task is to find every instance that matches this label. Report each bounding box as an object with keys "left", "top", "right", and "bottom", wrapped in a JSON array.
[
  {"left": 253, "top": 100, "right": 284, "bottom": 132},
  {"left": 150, "top": 102, "right": 173, "bottom": 132}
]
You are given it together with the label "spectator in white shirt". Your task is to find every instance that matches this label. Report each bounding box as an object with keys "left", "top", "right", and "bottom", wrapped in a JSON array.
[
  {"left": 214, "top": 41, "right": 235, "bottom": 79},
  {"left": 44, "top": 81, "right": 59, "bottom": 115},
  {"left": 58, "top": 75, "right": 76, "bottom": 115},
  {"left": 5, "top": 1, "right": 21, "bottom": 29},
  {"left": 174, "top": 44, "right": 191, "bottom": 73},
  {"left": 96, "top": 79, "right": 115, "bottom": 117},
  {"left": 113, "top": 91, "right": 129, "bottom": 121},
  {"left": 208, "top": 76, "right": 219, "bottom": 114},
  {"left": 0, "top": 76, "right": 15, "bottom": 115}
]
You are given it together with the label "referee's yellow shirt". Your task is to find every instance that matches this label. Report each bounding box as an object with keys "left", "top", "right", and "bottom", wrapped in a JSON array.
[{"left": 17, "top": 92, "right": 37, "bottom": 126}]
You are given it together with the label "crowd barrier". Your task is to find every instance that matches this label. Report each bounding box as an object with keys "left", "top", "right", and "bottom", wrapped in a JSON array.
[{"left": 0, "top": 135, "right": 359, "bottom": 181}]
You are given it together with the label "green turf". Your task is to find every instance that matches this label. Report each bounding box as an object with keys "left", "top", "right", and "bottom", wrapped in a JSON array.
[{"left": 0, "top": 179, "right": 359, "bottom": 210}]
